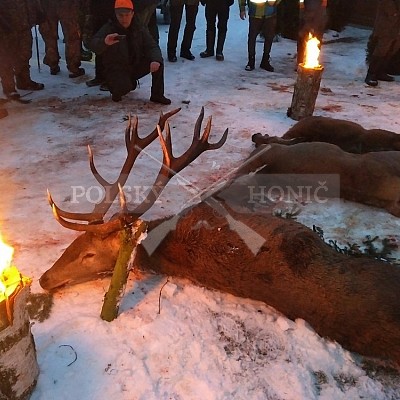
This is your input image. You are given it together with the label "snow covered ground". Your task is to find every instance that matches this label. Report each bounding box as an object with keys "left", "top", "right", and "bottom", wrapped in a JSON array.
[{"left": 0, "top": 8, "right": 400, "bottom": 400}]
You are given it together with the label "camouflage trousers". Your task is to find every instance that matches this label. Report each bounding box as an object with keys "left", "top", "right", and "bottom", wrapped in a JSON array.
[
  {"left": 39, "top": 1, "right": 82, "bottom": 72},
  {"left": 0, "top": 29, "right": 33, "bottom": 93}
]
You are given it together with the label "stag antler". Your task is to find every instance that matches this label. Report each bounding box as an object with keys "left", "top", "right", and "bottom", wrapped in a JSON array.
[{"left": 48, "top": 107, "right": 228, "bottom": 235}]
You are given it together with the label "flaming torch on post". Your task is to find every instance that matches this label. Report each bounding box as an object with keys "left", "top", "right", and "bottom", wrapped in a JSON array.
[
  {"left": 287, "top": 33, "right": 324, "bottom": 120},
  {"left": 0, "top": 232, "right": 39, "bottom": 400}
]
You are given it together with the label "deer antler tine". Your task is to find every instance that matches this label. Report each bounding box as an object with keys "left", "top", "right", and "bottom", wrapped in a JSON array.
[
  {"left": 208, "top": 128, "right": 229, "bottom": 150},
  {"left": 193, "top": 107, "right": 205, "bottom": 140},
  {"left": 126, "top": 115, "right": 138, "bottom": 150},
  {"left": 88, "top": 144, "right": 112, "bottom": 187},
  {"left": 47, "top": 188, "right": 54, "bottom": 206},
  {"left": 157, "top": 125, "right": 171, "bottom": 167},
  {"left": 118, "top": 183, "right": 127, "bottom": 213},
  {"left": 164, "top": 121, "right": 173, "bottom": 151},
  {"left": 201, "top": 116, "right": 212, "bottom": 143},
  {"left": 52, "top": 203, "right": 121, "bottom": 233}
]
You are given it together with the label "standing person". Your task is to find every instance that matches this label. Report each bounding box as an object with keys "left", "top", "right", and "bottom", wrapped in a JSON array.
[
  {"left": 0, "top": 0, "right": 44, "bottom": 98},
  {"left": 239, "top": 0, "right": 281, "bottom": 72},
  {"left": 39, "top": 0, "right": 85, "bottom": 77},
  {"left": 365, "top": 0, "right": 400, "bottom": 87},
  {"left": 135, "top": 0, "right": 160, "bottom": 43},
  {"left": 297, "top": 0, "right": 327, "bottom": 65},
  {"left": 90, "top": 0, "right": 171, "bottom": 104},
  {"left": 199, "top": 0, "right": 234, "bottom": 61},
  {"left": 167, "top": 0, "right": 200, "bottom": 62},
  {"left": 84, "top": 0, "right": 115, "bottom": 87}
]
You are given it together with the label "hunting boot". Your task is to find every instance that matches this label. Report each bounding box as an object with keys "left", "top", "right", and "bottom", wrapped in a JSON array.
[
  {"left": 200, "top": 30, "right": 215, "bottom": 58},
  {"left": 167, "top": 48, "right": 177, "bottom": 62},
  {"left": 245, "top": 56, "right": 255, "bottom": 71},
  {"left": 149, "top": 64, "right": 171, "bottom": 105},
  {"left": 260, "top": 53, "right": 274, "bottom": 72},
  {"left": 215, "top": 30, "right": 227, "bottom": 61},
  {"left": 365, "top": 56, "right": 382, "bottom": 87},
  {"left": 15, "top": 68, "right": 44, "bottom": 91}
]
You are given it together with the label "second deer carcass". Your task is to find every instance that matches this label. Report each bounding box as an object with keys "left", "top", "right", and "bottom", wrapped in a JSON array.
[
  {"left": 252, "top": 115, "right": 400, "bottom": 153},
  {"left": 40, "top": 109, "right": 400, "bottom": 366}
]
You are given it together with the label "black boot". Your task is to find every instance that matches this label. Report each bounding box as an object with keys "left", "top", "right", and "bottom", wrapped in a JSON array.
[
  {"left": 15, "top": 69, "right": 45, "bottom": 90},
  {"left": 260, "top": 54, "right": 274, "bottom": 72},
  {"left": 167, "top": 49, "right": 177, "bottom": 62},
  {"left": 365, "top": 56, "right": 383, "bottom": 87},
  {"left": 215, "top": 31, "right": 226, "bottom": 61},
  {"left": 365, "top": 73, "right": 378, "bottom": 87},
  {"left": 150, "top": 64, "right": 171, "bottom": 105},
  {"left": 245, "top": 56, "right": 255, "bottom": 71},
  {"left": 200, "top": 30, "right": 215, "bottom": 58}
]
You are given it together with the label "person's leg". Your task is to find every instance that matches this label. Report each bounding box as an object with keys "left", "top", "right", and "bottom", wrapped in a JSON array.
[
  {"left": 246, "top": 16, "right": 261, "bottom": 70},
  {"left": 131, "top": 60, "right": 171, "bottom": 104},
  {"left": 86, "top": 16, "right": 109, "bottom": 86},
  {"left": 167, "top": 4, "right": 184, "bottom": 61},
  {"left": 39, "top": 12, "right": 61, "bottom": 74},
  {"left": 14, "top": 29, "right": 44, "bottom": 90},
  {"left": 0, "top": 36, "right": 18, "bottom": 97},
  {"left": 180, "top": 4, "right": 199, "bottom": 59},
  {"left": 215, "top": 4, "right": 229, "bottom": 60},
  {"left": 200, "top": 4, "right": 216, "bottom": 58},
  {"left": 59, "top": 1, "right": 85, "bottom": 77},
  {"left": 260, "top": 15, "right": 277, "bottom": 71},
  {"left": 365, "top": 37, "right": 394, "bottom": 87},
  {"left": 136, "top": 4, "right": 159, "bottom": 43}
]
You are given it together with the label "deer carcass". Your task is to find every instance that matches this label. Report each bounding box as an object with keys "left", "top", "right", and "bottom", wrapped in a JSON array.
[
  {"left": 238, "top": 142, "right": 400, "bottom": 217},
  {"left": 40, "top": 109, "right": 400, "bottom": 365},
  {"left": 252, "top": 115, "right": 400, "bottom": 153}
]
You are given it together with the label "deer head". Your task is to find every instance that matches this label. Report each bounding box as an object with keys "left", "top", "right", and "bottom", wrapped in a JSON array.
[{"left": 40, "top": 108, "right": 228, "bottom": 290}]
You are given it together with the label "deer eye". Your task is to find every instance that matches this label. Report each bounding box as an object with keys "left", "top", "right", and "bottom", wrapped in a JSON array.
[{"left": 82, "top": 253, "right": 96, "bottom": 260}]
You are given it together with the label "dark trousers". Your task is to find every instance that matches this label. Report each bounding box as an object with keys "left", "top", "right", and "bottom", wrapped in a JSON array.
[
  {"left": 248, "top": 15, "right": 276, "bottom": 61},
  {"left": 205, "top": 3, "right": 229, "bottom": 37},
  {"left": 167, "top": 3, "right": 199, "bottom": 55},
  {"left": 106, "top": 60, "right": 165, "bottom": 99}
]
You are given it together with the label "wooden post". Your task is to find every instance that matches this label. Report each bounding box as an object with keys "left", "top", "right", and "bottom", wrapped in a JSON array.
[
  {"left": 100, "top": 220, "right": 147, "bottom": 322},
  {"left": 287, "top": 63, "right": 324, "bottom": 121},
  {"left": 0, "top": 284, "right": 39, "bottom": 400}
]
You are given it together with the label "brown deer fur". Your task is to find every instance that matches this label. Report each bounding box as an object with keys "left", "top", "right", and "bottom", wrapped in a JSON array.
[
  {"left": 252, "top": 116, "right": 400, "bottom": 153},
  {"left": 239, "top": 143, "right": 400, "bottom": 217}
]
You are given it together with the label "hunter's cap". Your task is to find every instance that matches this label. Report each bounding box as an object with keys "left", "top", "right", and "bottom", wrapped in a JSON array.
[{"left": 115, "top": 0, "right": 134, "bottom": 12}]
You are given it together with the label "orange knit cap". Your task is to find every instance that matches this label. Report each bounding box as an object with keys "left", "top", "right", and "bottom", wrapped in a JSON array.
[{"left": 114, "top": 0, "right": 134, "bottom": 10}]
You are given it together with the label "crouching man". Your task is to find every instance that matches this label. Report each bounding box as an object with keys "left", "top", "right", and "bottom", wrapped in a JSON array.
[{"left": 90, "top": 0, "right": 171, "bottom": 104}]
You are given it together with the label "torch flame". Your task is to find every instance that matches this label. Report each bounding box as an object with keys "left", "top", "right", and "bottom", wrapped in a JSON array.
[
  {"left": 0, "top": 232, "right": 30, "bottom": 302},
  {"left": 303, "top": 33, "right": 321, "bottom": 69}
]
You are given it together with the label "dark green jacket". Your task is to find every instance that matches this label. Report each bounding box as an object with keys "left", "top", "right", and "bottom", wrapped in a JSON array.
[{"left": 90, "top": 16, "right": 163, "bottom": 70}]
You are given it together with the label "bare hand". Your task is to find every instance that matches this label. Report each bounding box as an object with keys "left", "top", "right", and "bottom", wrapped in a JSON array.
[
  {"left": 105, "top": 33, "right": 122, "bottom": 46},
  {"left": 150, "top": 62, "right": 160, "bottom": 73}
]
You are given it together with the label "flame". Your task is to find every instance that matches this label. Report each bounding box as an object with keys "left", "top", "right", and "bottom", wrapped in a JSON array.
[
  {"left": 303, "top": 34, "right": 321, "bottom": 69},
  {"left": 0, "top": 232, "right": 29, "bottom": 302}
]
